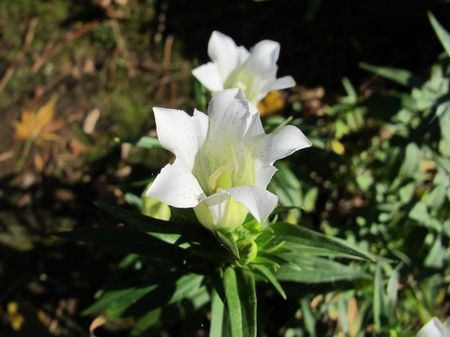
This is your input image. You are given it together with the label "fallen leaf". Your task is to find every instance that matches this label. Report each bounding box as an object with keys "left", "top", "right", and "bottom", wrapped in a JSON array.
[
  {"left": 83, "top": 108, "right": 101, "bottom": 134},
  {"left": 330, "top": 139, "right": 345, "bottom": 155},
  {"left": 258, "top": 90, "right": 285, "bottom": 117},
  {"left": 13, "top": 95, "right": 65, "bottom": 145},
  {"left": 89, "top": 315, "right": 107, "bottom": 337}
]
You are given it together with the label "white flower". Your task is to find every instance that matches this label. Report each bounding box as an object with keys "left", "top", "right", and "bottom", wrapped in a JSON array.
[
  {"left": 146, "top": 89, "right": 310, "bottom": 231},
  {"left": 418, "top": 318, "right": 450, "bottom": 337},
  {"left": 192, "top": 31, "right": 295, "bottom": 114}
]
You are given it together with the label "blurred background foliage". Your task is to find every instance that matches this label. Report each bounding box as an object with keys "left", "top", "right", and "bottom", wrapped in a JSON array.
[{"left": 0, "top": 0, "right": 449, "bottom": 336}]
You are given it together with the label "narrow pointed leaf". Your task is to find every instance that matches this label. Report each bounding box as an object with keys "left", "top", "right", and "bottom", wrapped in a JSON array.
[
  {"left": 134, "top": 136, "right": 163, "bottom": 149},
  {"left": 237, "top": 268, "right": 257, "bottom": 337},
  {"left": 253, "top": 264, "right": 286, "bottom": 299},
  {"left": 429, "top": 12, "right": 450, "bottom": 57},
  {"left": 270, "top": 222, "right": 373, "bottom": 261},
  {"left": 373, "top": 262, "right": 383, "bottom": 329},
  {"left": 95, "top": 203, "right": 229, "bottom": 261},
  {"left": 223, "top": 267, "right": 243, "bottom": 337},
  {"left": 359, "top": 62, "right": 425, "bottom": 88},
  {"left": 275, "top": 255, "right": 369, "bottom": 283},
  {"left": 56, "top": 227, "right": 196, "bottom": 262},
  {"left": 95, "top": 202, "right": 186, "bottom": 235},
  {"left": 215, "top": 231, "right": 240, "bottom": 259},
  {"left": 300, "top": 298, "right": 317, "bottom": 337},
  {"left": 131, "top": 286, "right": 209, "bottom": 336},
  {"left": 223, "top": 267, "right": 257, "bottom": 337},
  {"left": 209, "top": 289, "right": 226, "bottom": 337}
]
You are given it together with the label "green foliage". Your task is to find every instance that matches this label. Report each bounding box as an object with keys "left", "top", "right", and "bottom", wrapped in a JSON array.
[
  {"left": 47, "top": 8, "right": 450, "bottom": 337},
  {"left": 282, "top": 13, "right": 450, "bottom": 337},
  {"left": 58, "top": 195, "right": 372, "bottom": 336}
]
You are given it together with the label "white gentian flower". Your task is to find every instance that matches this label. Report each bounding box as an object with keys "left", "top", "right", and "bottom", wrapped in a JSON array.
[
  {"left": 192, "top": 31, "right": 295, "bottom": 114},
  {"left": 146, "top": 89, "right": 310, "bottom": 231},
  {"left": 418, "top": 318, "right": 450, "bottom": 337}
]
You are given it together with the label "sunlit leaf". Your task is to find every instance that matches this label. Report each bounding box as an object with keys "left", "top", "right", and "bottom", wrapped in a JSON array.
[
  {"left": 276, "top": 254, "right": 369, "bottom": 283},
  {"left": 359, "top": 62, "right": 425, "bottom": 87},
  {"left": 428, "top": 12, "right": 450, "bottom": 58},
  {"left": 258, "top": 91, "right": 285, "bottom": 117},
  {"left": 223, "top": 267, "right": 257, "bottom": 337},
  {"left": 252, "top": 264, "right": 286, "bottom": 299},
  {"left": 271, "top": 222, "right": 373, "bottom": 261}
]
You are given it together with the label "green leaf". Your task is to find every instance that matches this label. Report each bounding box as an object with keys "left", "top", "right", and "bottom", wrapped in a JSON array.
[
  {"left": 373, "top": 262, "right": 382, "bottom": 329},
  {"left": 215, "top": 231, "right": 240, "bottom": 259},
  {"left": 276, "top": 255, "right": 369, "bottom": 283},
  {"left": 84, "top": 270, "right": 204, "bottom": 320},
  {"left": 107, "top": 273, "right": 205, "bottom": 322},
  {"left": 95, "top": 202, "right": 229, "bottom": 261},
  {"left": 270, "top": 222, "right": 373, "bottom": 261},
  {"left": 424, "top": 236, "right": 445, "bottom": 268},
  {"left": 269, "top": 163, "right": 301, "bottom": 207},
  {"left": 302, "top": 187, "right": 318, "bottom": 212},
  {"left": 399, "top": 143, "right": 420, "bottom": 178},
  {"left": 426, "top": 185, "right": 447, "bottom": 210},
  {"left": 252, "top": 264, "right": 287, "bottom": 299},
  {"left": 134, "top": 136, "right": 163, "bottom": 149},
  {"left": 56, "top": 227, "right": 193, "bottom": 262},
  {"left": 385, "top": 264, "right": 401, "bottom": 318},
  {"left": 131, "top": 286, "right": 209, "bottom": 336},
  {"left": 95, "top": 202, "right": 186, "bottom": 236},
  {"left": 300, "top": 298, "right": 317, "bottom": 337},
  {"left": 223, "top": 267, "right": 243, "bottom": 337},
  {"left": 359, "top": 62, "right": 425, "bottom": 87},
  {"left": 209, "top": 288, "right": 227, "bottom": 337},
  {"left": 428, "top": 12, "right": 450, "bottom": 58},
  {"left": 223, "top": 267, "right": 257, "bottom": 337},
  {"left": 342, "top": 77, "right": 357, "bottom": 101},
  {"left": 83, "top": 283, "right": 157, "bottom": 316}
]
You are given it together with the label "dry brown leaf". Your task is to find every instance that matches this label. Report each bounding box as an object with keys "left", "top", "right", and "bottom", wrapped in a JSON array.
[
  {"left": 83, "top": 108, "right": 101, "bottom": 134},
  {"left": 89, "top": 315, "right": 107, "bottom": 337},
  {"left": 7, "top": 302, "right": 25, "bottom": 331},
  {"left": 347, "top": 297, "right": 359, "bottom": 337},
  {"left": 14, "top": 95, "right": 65, "bottom": 145},
  {"left": 0, "top": 151, "right": 14, "bottom": 163},
  {"left": 258, "top": 90, "right": 285, "bottom": 117},
  {"left": 33, "top": 153, "right": 45, "bottom": 172}
]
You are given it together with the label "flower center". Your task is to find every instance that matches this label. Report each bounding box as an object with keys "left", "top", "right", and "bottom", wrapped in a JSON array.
[
  {"left": 208, "top": 165, "right": 233, "bottom": 193},
  {"left": 193, "top": 143, "right": 256, "bottom": 197}
]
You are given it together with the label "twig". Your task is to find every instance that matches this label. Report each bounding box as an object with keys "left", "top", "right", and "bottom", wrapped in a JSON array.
[
  {"left": 31, "top": 21, "right": 99, "bottom": 74},
  {"left": 110, "top": 20, "right": 136, "bottom": 77},
  {"left": 0, "top": 18, "right": 38, "bottom": 93},
  {"left": 154, "top": 35, "right": 175, "bottom": 101}
]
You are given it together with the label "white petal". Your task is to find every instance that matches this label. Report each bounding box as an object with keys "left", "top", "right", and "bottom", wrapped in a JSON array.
[
  {"left": 248, "top": 40, "right": 280, "bottom": 71},
  {"left": 248, "top": 102, "right": 260, "bottom": 116},
  {"left": 264, "top": 75, "right": 296, "bottom": 92},
  {"left": 193, "top": 109, "right": 208, "bottom": 148},
  {"left": 224, "top": 186, "right": 278, "bottom": 223},
  {"left": 153, "top": 107, "right": 202, "bottom": 170},
  {"left": 207, "top": 89, "right": 250, "bottom": 141},
  {"left": 237, "top": 46, "right": 250, "bottom": 63},
  {"left": 236, "top": 40, "right": 280, "bottom": 102},
  {"left": 255, "top": 165, "right": 278, "bottom": 189},
  {"left": 145, "top": 162, "right": 204, "bottom": 208},
  {"left": 418, "top": 318, "right": 445, "bottom": 337},
  {"left": 208, "top": 31, "right": 240, "bottom": 80},
  {"left": 253, "top": 125, "right": 311, "bottom": 165},
  {"left": 199, "top": 192, "right": 229, "bottom": 225},
  {"left": 192, "top": 62, "right": 223, "bottom": 92},
  {"left": 243, "top": 110, "right": 265, "bottom": 138}
]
